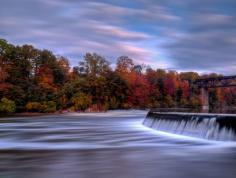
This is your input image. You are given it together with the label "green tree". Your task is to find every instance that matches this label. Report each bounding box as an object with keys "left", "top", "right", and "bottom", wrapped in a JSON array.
[
  {"left": 0, "top": 97, "right": 16, "bottom": 113},
  {"left": 71, "top": 92, "right": 92, "bottom": 111},
  {"left": 42, "top": 101, "right": 57, "bottom": 113},
  {"left": 26, "top": 102, "right": 42, "bottom": 112},
  {"left": 78, "top": 53, "right": 111, "bottom": 77}
]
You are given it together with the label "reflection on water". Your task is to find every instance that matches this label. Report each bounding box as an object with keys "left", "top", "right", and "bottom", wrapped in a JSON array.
[{"left": 0, "top": 110, "right": 236, "bottom": 178}]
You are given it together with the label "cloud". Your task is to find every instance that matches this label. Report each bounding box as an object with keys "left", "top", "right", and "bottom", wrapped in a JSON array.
[
  {"left": 164, "top": 12, "right": 236, "bottom": 74},
  {"left": 84, "top": 21, "right": 151, "bottom": 41},
  {"left": 0, "top": 0, "right": 236, "bottom": 74},
  {"left": 0, "top": 0, "right": 158, "bottom": 65},
  {"left": 70, "top": 1, "right": 180, "bottom": 23}
]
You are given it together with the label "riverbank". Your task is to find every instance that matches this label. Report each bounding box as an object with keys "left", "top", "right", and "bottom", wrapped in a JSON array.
[
  {"left": 0, "top": 109, "right": 148, "bottom": 118},
  {"left": 0, "top": 112, "right": 60, "bottom": 118}
]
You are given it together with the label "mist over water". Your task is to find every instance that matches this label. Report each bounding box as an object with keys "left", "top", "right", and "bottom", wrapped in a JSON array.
[{"left": 0, "top": 110, "right": 236, "bottom": 178}]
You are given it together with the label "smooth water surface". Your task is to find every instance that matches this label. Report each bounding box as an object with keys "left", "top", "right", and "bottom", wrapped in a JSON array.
[{"left": 0, "top": 110, "right": 236, "bottom": 178}]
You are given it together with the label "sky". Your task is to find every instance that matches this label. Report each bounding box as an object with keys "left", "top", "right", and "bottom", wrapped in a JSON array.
[{"left": 0, "top": 0, "right": 236, "bottom": 74}]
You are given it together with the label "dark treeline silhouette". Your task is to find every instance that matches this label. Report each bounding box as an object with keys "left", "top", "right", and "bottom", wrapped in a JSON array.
[{"left": 0, "top": 39, "right": 235, "bottom": 113}]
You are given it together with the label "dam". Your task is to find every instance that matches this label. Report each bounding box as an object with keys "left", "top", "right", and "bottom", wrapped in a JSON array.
[{"left": 143, "top": 111, "right": 236, "bottom": 141}]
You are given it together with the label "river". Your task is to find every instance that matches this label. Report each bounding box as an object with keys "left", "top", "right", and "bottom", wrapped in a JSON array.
[{"left": 0, "top": 110, "right": 236, "bottom": 178}]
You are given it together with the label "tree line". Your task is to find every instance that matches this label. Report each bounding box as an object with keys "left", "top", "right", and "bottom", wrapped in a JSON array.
[{"left": 0, "top": 39, "right": 235, "bottom": 113}]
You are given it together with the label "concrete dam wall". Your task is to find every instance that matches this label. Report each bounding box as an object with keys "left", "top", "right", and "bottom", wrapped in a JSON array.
[{"left": 143, "top": 111, "right": 236, "bottom": 141}]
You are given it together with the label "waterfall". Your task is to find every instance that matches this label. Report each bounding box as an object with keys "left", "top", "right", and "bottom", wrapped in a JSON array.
[{"left": 143, "top": 112, "right": 236, "bottom": 141}]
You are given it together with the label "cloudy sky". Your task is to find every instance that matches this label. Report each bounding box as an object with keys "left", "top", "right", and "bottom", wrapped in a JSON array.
[{"left": 1, "top": 0, "right": 236, "bottom": 74}]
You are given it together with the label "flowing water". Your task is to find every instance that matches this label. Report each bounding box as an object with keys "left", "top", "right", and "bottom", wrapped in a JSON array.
[
  {"left": 143, "top": 112, "right": 236, "bottom": 141},
  {"left": 0, "top": 110, "right": 236, "bottom": 178}
]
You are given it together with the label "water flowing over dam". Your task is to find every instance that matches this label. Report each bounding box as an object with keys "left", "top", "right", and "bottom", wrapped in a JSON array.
[{"left": 143, "top": 111, "right": 236, "bottom": 141}]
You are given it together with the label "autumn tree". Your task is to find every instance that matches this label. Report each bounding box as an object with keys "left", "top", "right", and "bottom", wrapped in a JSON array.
[{"left": 1, "top": 38, "right": 235, "bottom": 113}]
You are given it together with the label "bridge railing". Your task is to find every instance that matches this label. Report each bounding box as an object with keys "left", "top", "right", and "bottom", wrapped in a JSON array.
[{"left": 194, "top": 75, "right": 236, "bottom": 88}]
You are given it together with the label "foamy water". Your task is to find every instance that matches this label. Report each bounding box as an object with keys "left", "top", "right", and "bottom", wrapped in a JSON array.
[{"left": 144, "top": 112, "right": 236, "bottom": 141}]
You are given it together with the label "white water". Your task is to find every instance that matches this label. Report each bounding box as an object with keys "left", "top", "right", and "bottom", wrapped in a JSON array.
[{"left": 143, "top": 114, "right": 236, "bottom": 141}]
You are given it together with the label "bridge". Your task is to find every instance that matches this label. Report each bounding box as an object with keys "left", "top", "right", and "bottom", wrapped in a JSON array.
[{"left": 194, "top": 75, "right": 236, "bottom": 112}]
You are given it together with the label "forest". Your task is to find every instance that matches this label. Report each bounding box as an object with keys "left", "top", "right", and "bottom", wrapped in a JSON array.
[{"left": 0, "top": 39, "right": 235, "bottom": 113}]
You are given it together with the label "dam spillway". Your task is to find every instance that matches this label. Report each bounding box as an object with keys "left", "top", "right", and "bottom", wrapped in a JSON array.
[{"left": 143, "top": 111, "right": 236, "bottom": 141}]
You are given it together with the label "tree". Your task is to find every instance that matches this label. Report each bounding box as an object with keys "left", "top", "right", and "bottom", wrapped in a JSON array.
[
  {"left": 2, "top": 38, "right": 233, "bottom": 113},
  {"left": 115, "top": 56, "right": 134, "bottom": 74},
  {"left": 0, "top": 39, "right": 14, "bottom": 87},
  {"left": 126, "top": 71, "right": 151, "bottom": 108},
  {"left": 71, "top": 92, "right": 92, "bottom": 111},
  {"left": 179, "top": 72, "right": 199, "bottom": 82},
  {"left": 0, "top": 97, "right": 16, "bottom": 113},
  {"left": 164, "top": 71, "right": 179, "bottom": 97},
  {"left": 132, "top": 65, "right": 143, "bottom": 74},
  {"left": 26, "top": 102, "right": 42, "bottom": 112},
  {"left": 163, "top": 95, "right": 175, "bottom": 108},
  {"left": 78, "top": 53, "right": 111, "bottom": 76},
  {"left": 42, "top": 101, "right": 57, "bottom": 113},
  {"left": 26, "top": 101, "right": 57, "bottom": 113},
  {"left": 104, "top": 71, "right": 129, "bottom": 109}
]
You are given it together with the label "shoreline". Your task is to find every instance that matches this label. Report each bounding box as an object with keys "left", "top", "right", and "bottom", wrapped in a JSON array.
[
  {"left": 0, "top": 112, "right": 57, "bottom": 118},
  {"left": 0, "top": 109, "right": 148, "bottom": 118}
]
